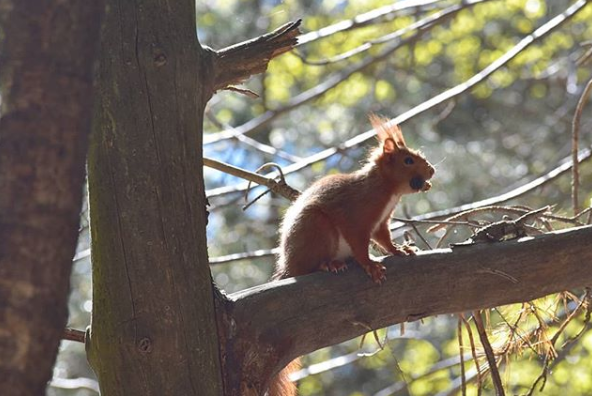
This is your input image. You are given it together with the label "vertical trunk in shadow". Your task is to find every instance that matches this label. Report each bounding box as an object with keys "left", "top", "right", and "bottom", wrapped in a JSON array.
[
  {"left": 86, "top": 0, "right": 224, "bottom": 394},
  {"left": 0, "top": 1, "right": 103, "bottom": 394}
]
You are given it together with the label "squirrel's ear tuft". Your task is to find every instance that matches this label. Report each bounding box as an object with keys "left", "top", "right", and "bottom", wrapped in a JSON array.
[
  {"left": 369, "top": 113, "right": 405, "bottom": 148},
  {"left": 392, "top": 124, "right": 406, "bottom": 148}
]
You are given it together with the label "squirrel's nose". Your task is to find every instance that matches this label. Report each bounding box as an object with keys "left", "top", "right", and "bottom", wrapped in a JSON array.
[{"left": 428, "top": 166, "right": 435, "bottom": 177}]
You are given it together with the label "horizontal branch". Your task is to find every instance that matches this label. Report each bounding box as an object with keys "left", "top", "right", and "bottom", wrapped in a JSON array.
[
  {"left": 211, "top": 20, "right": 301, "bottom": 92},
  {"left": 223, "top": 225, "right": 592, "bottom": 391},
  {"left": 203, "top": 157, "right": 300, "bottom": 201},
  {"left": 62, "top": 327, "right": 86, "bottom": 343}
]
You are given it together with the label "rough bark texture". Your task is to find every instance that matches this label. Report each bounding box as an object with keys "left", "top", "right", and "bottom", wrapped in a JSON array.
[
  {"left": 212, "top": 19, "right": 301, "bottom": 93},
  {"left": 86, "top": 0, "right": 223, "bottom": 395},
  {"left": 0, "top": 1, "right": 103, "bottom": 395},
  {"left": 220, "top": 225, "right": 592, "bottom": 395}
]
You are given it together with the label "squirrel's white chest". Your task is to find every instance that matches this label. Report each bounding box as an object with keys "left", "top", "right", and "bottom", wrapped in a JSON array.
[
  {"left": 332, "top": 194, "right": 400, "bottom": 260},
  {"left": 371, "top": 194, "right": 400, "bottom": 234}
]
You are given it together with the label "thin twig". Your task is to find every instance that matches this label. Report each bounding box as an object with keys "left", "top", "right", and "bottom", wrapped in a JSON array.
[
  {"left": 205, "top": 110, "right": 302, "bottom": 162},
  {"left": 403, "top": 205, "right": 433, "bottom": 249},
  {"left": 527, "top": 288, "right": 591, "bottom": 395},
  {"left": 204, "top": 157, "right": 300, "bottom": 202},
  {"left": 299, "top": 1, "right": 492, "bottom": 66},
  {"left": 223, "top": 86, "right": 259, "bottom": 98},
  {"left": 296, "top": 0, "right": 443, "bottom": 46},
  {"left": 462, "top": 314, "right": 483, "bottom": 396},
  {"left": 571, "top": 76, "right": 592, "bottom": 216},
  {"left": 458, "top": 316, "right": 467, "bottom": 396},
  {"left": 63, "top": 328, "right": 86, "bottom": 343},
  {"left": 392, "top": 216, "right": 479, "bottom": 228},
  {"left": 473, "top": 311, "right": 505, "bottom": 396}
]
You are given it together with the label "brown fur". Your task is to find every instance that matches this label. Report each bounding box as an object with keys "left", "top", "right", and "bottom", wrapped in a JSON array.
[{"left": 268, "top": 115, "right": 435, "bottom": 395}]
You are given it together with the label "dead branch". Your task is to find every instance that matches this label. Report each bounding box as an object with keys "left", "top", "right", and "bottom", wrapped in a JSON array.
[
  {"left": 473, "top": 311, "right": 505, "bottom": 396},
  {"left": 572, "top": 76, "right": 592, "bottom": 216},
  {"left": 221, "top": 225, "right": 592, "bottom": 393},
  {"left": 203, "top": 157, "right": 300, "bottom": 201},
  {"left": 458, "top": 317, "right": 467, "bottom": 396},
  {"left": 63, "top": 328, "right": 86, "bottom": 343},
  {"left": 211, "top": 20, "right": 301, "bottom": 93}
]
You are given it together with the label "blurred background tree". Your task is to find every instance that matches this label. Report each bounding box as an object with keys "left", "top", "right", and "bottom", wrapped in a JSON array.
[{"left": 51, "top": 0, "right": 592, "bottom": 395}]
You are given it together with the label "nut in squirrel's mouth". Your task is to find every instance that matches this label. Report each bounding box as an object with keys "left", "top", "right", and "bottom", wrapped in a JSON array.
[{"left": 410, "top": 176, "right": 431, "bottom": 192}]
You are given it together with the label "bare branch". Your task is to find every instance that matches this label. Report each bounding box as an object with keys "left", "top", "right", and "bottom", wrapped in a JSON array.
[
  {"left": 211, "top": 19, "right": 301, "bottom": 93},
  {"left": 209, "top": 248, "right": 278, "bottom": 266},
  {"left": 458, "top": 317, "right": 467, "bottom": 396},
  {"left": 206, "top": 0, "right": 589, "bottom": 199},
  {"left": 572, "top": 76, "right": 592, "bottom": 216},
  {"left": 390, "top": 146, "right": 592, "bottom": 236},
  {"left": 297, "top": 0, "right": 443, "bottom": 46},
  {"left": 204, "top": 0, "right": 468, "bottom": 146},
  {"left": 205, "top": 110, "right": 302, "bottom": 162},
  {"left": 203, "top": 157, "right": 300, "bottom": 201},
  {"left": 222, "top": 225, "right": 592, "bottom": 393},
  {"left": 63, "top": 328, "right": 86, "bottom": 343},
  {"left": 473, "top": 311, "right": 505, "bottom": 396},
  {"left": 299, "top": 0, "right": 494, "bottom": 66}
]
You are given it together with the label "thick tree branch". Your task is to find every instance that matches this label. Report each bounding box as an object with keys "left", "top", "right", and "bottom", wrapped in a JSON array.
[
  {"left": 211, "top": 20, "right": 301, "bottom": 93},
  {"left": 220, "top": 225, "right": 592, "bottom": 393}
]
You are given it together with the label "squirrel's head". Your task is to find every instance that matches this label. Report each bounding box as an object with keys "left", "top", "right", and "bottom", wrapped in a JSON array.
[{"left": 368, "top": 114, "right": 435, "bottom": 195}]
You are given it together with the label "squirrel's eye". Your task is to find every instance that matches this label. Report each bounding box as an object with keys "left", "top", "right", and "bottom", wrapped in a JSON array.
[{"left": 404, "top": 157, "right": 414, "bottom": 165}]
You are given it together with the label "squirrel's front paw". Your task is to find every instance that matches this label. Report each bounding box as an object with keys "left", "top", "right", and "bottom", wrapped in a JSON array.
[{"left": 365, "top": 262, "right": 386, "bottom": 284}]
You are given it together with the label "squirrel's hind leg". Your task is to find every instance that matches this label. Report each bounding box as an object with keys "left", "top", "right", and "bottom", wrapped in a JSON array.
[{"left": 278, "top": 208, "right": 341, "bottom": 278}]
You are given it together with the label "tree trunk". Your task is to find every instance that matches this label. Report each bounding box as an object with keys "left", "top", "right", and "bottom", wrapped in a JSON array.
[
  {"left": 0, "top": 1, "right": 103, "bottom": 394},
  {"left": 86, "top": 0, "right": 224, "bottom": 394}
]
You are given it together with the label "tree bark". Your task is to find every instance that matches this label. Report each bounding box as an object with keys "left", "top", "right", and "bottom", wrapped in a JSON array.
[
  {"left": 86, "top": 0, "right": 224, "bottom": 394},
  {"left": 0, "top": 1, "right": 103, "bottom": 395},
  {"left": 219, "top": 225, "right": 592, "bottom": 394}
]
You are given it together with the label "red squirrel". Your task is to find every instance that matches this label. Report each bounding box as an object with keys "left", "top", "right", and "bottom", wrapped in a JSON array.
[
  {"left": 267, "top": 115, "right": 435, "bottom": 396},
  {"left": 274, "top": 114, "right": 435, "bottom": 283}
]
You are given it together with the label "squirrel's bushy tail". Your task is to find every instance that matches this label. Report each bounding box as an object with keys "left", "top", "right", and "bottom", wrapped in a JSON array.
[{"left": 267, "top": 359, "right": 301, "bottom": 396}]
